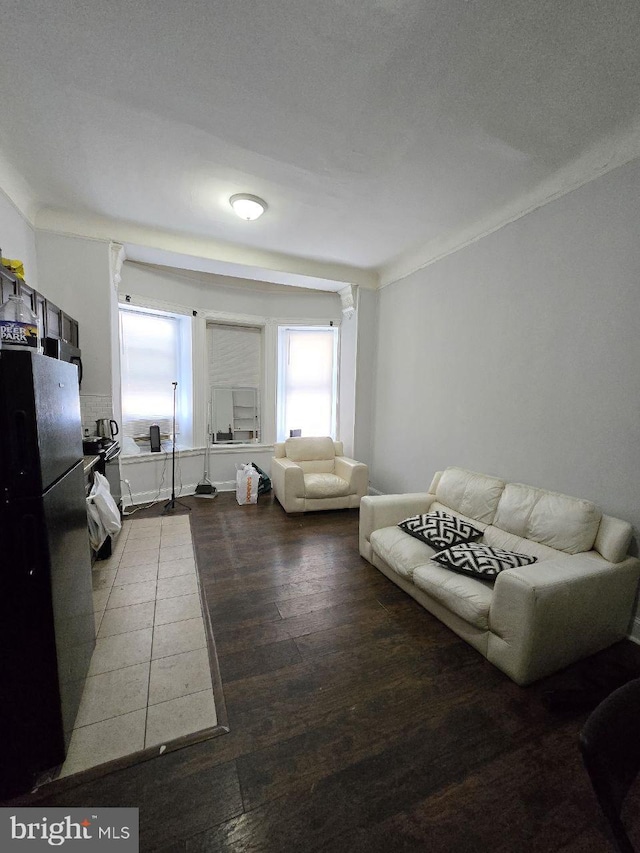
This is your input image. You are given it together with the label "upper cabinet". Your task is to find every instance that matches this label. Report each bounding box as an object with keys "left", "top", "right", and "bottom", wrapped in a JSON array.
[
  {"left": 0, "top": 262, "right": 17, "bottom": 306},
  {"left": 0, "top": 256, "right": 79, "bottom": 348}
]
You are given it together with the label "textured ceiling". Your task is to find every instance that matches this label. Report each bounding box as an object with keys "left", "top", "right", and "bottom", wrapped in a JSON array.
[{"left": 1, "top": 0, "right": 640, "bottom": 282}]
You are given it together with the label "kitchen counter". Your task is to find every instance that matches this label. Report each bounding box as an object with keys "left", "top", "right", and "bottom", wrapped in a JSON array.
[{"left": 83, "top": 455, "right": 100, "bottom": 475}]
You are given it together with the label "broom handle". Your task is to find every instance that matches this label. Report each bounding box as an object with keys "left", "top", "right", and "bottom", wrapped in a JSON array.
[{"left": 205, "top": 422, "right": 211, "bottom": 478}]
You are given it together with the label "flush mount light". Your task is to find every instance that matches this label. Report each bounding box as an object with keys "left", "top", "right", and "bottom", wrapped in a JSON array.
[{"left": 229, "top": 193, "right": 267, "bottom": 221}]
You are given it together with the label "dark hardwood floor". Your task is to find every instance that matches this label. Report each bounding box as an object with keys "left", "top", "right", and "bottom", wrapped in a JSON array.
[{"left": 23, "top": 493, "right": 640, "bottom": 851}]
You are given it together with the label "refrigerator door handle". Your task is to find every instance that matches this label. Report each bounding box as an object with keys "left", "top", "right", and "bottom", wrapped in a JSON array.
[{"left": 71, "top": 356, "right": 83, "bottom": 387}]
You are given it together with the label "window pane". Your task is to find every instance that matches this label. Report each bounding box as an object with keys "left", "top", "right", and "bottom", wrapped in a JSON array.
[
  {"left": 120, "top": 309, "right": 179, "bottom": 437},
  {"left": 207, "top": 323, "right": 262, "bottom": 443},
  {"left": 278, "top": 327, "right": 337, "bottom": 441}
]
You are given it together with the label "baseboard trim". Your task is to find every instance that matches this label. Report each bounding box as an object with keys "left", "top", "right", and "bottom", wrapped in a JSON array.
[
  {"left": 123, "top": 480, "right": 237, "bottom": 508},
  {"left": 629, "top": 617, "right": 640, "bottom": 646},
  {"left": 123, "top": 484, "right": 199, "bottom": 508}
]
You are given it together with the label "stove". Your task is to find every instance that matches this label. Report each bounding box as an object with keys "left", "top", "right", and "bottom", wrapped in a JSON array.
[
  {"left": 101, "top": 438, "right": 121, "bottom": 463},
  {"left": 83, "top": 436, "right": 120, "bottom": 461}
]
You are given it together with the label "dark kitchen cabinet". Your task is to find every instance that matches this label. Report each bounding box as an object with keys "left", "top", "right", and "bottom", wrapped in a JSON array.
[
  {"left": 45, "top": 300, "right": 62, "bottom": 339},
  {"left": 61, "top": 311, "right": 79, "bottom": 347},
  {"left": 18, "top": 283, "right": 48, "bottom": 348},
  {"left": 35, "top": 293, "right": 46, "bottom": 347},
  {"left": 0, "top": 264, "right": 18, "bottom": 304},
  {"left": 0, "top": 255, "right": 80, "bottom": 347},
  {"left": 18, "top": 280, "right": 36, "bottom": 312}
]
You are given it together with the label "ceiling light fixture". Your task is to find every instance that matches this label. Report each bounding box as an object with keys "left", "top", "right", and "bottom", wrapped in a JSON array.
[{"left": 229, "top": 193, "right": 267, "bottom": 221}]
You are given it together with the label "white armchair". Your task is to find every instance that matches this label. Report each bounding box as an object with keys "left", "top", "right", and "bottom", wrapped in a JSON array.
[{"left": 271, "top": 436, "right": 368, "bottom": 513}]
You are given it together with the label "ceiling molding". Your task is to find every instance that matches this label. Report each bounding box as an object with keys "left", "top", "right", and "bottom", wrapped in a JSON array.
[
  {"left": 35, "top": 208, "right": 379, "bottom": 291},
  {"left": 109, "top": 242, "right": 126, "bottom": 291},
  {"left": 0, "top": 153, "right": 40, "bottom": 227},
  {"left": 380, "top": 119, "right": 640, "bottom": 288},
  {"left": 126, "top": 260, "right": 343, "bottom": 298},
  {"left": 21, "top": 119, "right": 640, "bottom": 293},
  {"left": 338, "top": 284, "right": 358, "bottom": 318}
]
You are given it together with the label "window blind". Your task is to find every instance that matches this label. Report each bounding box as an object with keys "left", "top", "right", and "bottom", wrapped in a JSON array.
[
  {"left": 120, "top": 308, "right": 180, "bottom": 438},
  {"left": 278, "top": 327, "right": 338, "bottom": 441},
  {"left": 207, "top": 323, "right": 261, "bottom": 388}
]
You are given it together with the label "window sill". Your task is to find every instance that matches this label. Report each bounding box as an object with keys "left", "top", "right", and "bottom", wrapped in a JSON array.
[
  {"left": 209, "top": 443, "right": 274, "bottom": 453},
  {"left": 121, "top": 444, "right": 274, "bottom": 463}
]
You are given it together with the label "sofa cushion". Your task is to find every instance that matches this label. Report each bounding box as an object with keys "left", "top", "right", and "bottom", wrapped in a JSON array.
[
  {"left": 285, "top": 436, "right": 335, "bottom": 462},
  {"left": 493, "top": 483, "right": 601, "bottom": 554},
  {"left": 370, "top": 527, "right": 436, "bottom": 581},
  {"left": 398, "top": 510, "right": 483, "bottom": 550},
  {"left": 429, "top": 502, "right": 490, "bottom": 534},
  {"left": 304, "top": 473, "right": 350, "bottom": 499},
  {"left": 482, "top": 525, "right": 560, "bottom": 562},
  {"left": 413, "top": 564, "right": 493, "bottom": 630},
  {"left": 435, "top": 467, "right": 505, "bottom": 524},
  {"left": 432, "top": 542, "right": 537, "bottom": 580}
]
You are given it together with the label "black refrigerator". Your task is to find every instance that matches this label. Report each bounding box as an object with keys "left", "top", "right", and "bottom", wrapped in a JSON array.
[{"left": 0, "top": 351, "right": 95, "bottom": 799}]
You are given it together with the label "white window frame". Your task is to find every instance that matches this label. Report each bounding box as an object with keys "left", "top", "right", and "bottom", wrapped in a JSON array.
[
  {"left": 276, "top": 325, "right": 339, "bottom": 443},
  {"left": 207, "top": 321, "right": 263, "bottom": 445},
  {"left": 119, "top": 303, "right": 193, "bottom": 448}
]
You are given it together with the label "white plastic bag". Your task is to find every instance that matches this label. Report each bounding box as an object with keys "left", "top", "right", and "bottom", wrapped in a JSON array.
[
  {"left": 236, "top": 463, "right": 259, "bottom": 505},
  {"left": 86, "top": 500, "right": 106, "bottom": 551},
  {"left": 87, "top": 471, "right": 122, "bottom": 549}
]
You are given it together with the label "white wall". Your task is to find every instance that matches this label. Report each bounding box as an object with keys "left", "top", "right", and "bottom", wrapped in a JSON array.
[
  {"left": 121, "top": 446, "right": 275, "bottom": 505},
  {"left": 0, "top": 189, "right": 38, "bottom": 288},
  {"left": 339, "top": 309, "right": 357, "bottom": 458},
  {"left": 353, "top": 287, "right": 377, "bottom": 467},
  {"left": 121, "top": 263, "right": 342, "bottom": 321},
  {"left": 35, "top": 231, "right": 113, "bottom": 396},
  {"left": 372, "top": 157, "right": 640, "bottom": 634}
]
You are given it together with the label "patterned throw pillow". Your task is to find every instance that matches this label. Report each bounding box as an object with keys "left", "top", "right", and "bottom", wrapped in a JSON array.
[
  {"left": 398, "top": 510, "right": 483, "bottom": 550},
  {"left": 432, "top": 542, "right": 537, "bottom": 580}
]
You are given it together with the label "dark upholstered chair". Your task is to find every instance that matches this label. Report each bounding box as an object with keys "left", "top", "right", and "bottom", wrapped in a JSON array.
[{"left": 579, "top": 677, "right": 640, "bottom": 853}]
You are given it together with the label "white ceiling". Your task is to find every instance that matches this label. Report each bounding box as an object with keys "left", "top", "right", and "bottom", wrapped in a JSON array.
[{"left": 1, "top": 0, "right": 640, "bottom": 288}]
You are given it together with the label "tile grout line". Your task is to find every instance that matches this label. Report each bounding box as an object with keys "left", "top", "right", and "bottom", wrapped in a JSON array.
[
  {"left": 142, "top": 518, "right": 161, "bottom": 751},
  {"left": 93, "top": 526, "right": 125, "bottom": 634},
  {"left": 74, "top": 514, "right": 208, "bottom": 765},
  {"left": 64, "top": 518, "right": 189, "bottom": 773}
]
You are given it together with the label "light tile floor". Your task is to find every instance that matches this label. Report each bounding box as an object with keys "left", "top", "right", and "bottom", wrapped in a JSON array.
[{"left": 60, "top": 513, "right": 217, "bottom": 778}]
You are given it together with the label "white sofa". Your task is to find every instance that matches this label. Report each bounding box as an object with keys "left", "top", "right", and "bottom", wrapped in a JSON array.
[
  {"left": 360, "top": 467, "right": 640, "bottom": 685},
  {"left": 272, "top": 436, "right": 368, "bottom": 513}
]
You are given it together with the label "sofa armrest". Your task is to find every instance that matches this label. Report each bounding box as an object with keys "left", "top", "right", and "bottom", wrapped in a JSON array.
[
  {"left": 488, "top": 553, "right": 640, "bottom": 685},
  {"left": 359, "top": 493, "right": 436, "bottom": 560},
  {"left": 271, "top": 457, "right": 305, "bottom": 510},
  {"left": 334, "top": 456, "right": 369, "bottom": 497}
]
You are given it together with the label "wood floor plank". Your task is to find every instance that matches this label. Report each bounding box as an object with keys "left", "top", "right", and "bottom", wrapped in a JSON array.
[
  {"left": 187, "top": 707, "right": 516, "bottom": 853},
  {"left": 308, "top": 728, "right": 599, "bottom": 853},
  {"left": 213, "top": 598, "right": 396, "bottom": 656},
  {"left": 20, "top": 492, "right": 640, "bottom": 852},
  {"left": 218, "top": 638, "right": 303, "bottom": 684},
  {"left": 28, "top": 753, "right": 243, "bottom": 850}
]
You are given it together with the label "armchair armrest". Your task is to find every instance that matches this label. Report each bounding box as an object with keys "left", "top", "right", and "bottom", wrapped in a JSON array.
[
  {"left": 271, "top": 457, "right": 305, "bottom": 512},
  {"left": 359, "top": 493, "right": 436, "bottom": 560},
  {"left": 488, "top": 553, "right": 640, "bottom": 685},
  {"left": 334, "top": 456, "right": 368, "bottom": 497}
]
